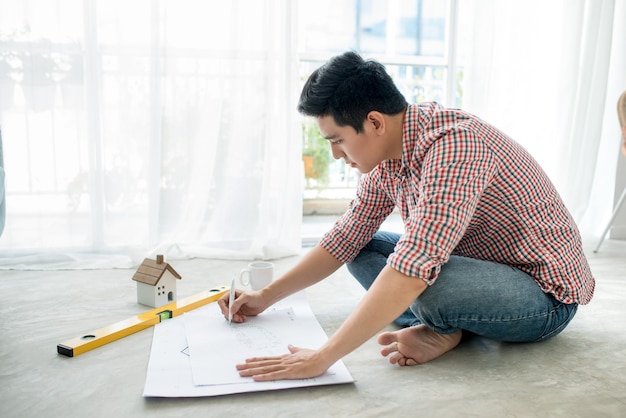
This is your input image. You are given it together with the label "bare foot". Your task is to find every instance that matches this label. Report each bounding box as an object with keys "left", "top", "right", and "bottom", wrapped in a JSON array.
[{"left": 377, "top": 325, "right": 462, "bottom": 366}]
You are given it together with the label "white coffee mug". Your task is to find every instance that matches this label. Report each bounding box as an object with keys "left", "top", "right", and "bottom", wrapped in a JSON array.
[{"left": 239, "top": 261, "right": 273, "bottom": 290}]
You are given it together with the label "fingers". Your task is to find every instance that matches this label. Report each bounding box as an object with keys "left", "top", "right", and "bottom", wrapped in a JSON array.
[
  {"left": 218, "top": 291, "right": 246, "bottom": 322},
  {"left": 237, "top": 358, "right": 283, "bottom": 371},
  {"left": 239, "top": 365, "right": 286, "bottom": 382},
  {"left": 236, "top": 357, "right": 292, "bottom": 381},
  {"left": 235, "top": 346, "right": 325, "bottom": 381},
  {"left": 239, "top": 348, "right": 302, "bottom": 366},
  {"left": 217, "top": 296, "right": 228, "bottom": 316},
  {"left": 217, "top": 294, "right": 234, "bottom": 317}
]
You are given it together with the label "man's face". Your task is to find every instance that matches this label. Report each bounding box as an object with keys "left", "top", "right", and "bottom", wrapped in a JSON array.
[{"left": 316, "top": 115, "right": 385, "bottom": 174}]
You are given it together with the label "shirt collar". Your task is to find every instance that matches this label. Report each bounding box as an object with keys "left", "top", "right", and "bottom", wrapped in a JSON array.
[{"left": 379, "top": 104, "right": 419, "bottom": 178}]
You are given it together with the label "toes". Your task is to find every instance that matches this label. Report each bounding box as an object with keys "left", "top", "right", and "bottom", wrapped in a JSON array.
[
  {"left": 389, "top": 352, "right": 404, "bottom": 365},
  {"left": 390, "top": 352, "right": 418, "bottom": 366},
  {"left": 380, "top": 342, "right": 399, "bottom": 357},
  {"left": 377, "top": 331, "right": 398, "bottom": 345}
]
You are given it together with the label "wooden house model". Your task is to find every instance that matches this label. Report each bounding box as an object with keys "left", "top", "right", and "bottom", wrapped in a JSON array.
[{"left": 132, "top": 254, "right": 181, "bottom": 307}]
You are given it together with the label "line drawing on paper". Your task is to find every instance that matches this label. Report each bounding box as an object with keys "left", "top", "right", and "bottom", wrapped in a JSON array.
[{"left": 229, "top": 322, "right": 284, "bottom": 354}]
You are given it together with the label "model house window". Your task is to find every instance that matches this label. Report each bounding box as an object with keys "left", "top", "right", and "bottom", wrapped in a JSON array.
[{"left": 298, "top": 0, "right": 461, "bottom": 202}]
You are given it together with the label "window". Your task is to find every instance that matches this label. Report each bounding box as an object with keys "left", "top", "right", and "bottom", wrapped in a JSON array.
[
  {"left": 0, "top": 1, "right": 302, "bottom": 255},
  {"left": 298, "top": 0, "right": 461, "bottom": 201}
]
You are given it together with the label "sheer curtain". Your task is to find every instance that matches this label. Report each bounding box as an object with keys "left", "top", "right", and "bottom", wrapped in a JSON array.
[
  {"left": 457, "top": 0, "right": 626, "bottom": 243},
  {"left": 0, "top": 0, "right": 302, "bottom": 269}
]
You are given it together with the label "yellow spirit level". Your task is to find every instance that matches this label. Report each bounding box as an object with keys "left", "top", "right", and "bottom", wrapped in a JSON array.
[{"left": 57, "top": 286, "right": 228, "bottom": 357}]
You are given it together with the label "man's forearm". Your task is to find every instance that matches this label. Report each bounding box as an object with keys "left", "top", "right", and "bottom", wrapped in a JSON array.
[
  {"left": 261, "top": 244, "right": 344, "bottom": 305},
  {"left": 318, "top": 265, "right": 427, "bottom": 365}
]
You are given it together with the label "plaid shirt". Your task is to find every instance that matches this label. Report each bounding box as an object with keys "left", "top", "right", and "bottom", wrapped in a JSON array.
[{"left": 320, "top": 102, "right": 594, "bottom": 305}]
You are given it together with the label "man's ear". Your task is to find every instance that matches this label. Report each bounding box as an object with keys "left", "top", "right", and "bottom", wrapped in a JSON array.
[{"left": 367, "top": 111, "right": 385, "bottom": 133}]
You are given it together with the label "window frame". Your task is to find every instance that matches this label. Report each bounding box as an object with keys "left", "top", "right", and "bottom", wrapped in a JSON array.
[{"left": 298, "top": 0, "right": 460, "bottom": 203}]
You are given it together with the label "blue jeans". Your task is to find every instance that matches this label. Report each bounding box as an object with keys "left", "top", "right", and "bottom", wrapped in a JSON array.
[{"left": 346, "top": 231, "right": 578, "bottom": 342}]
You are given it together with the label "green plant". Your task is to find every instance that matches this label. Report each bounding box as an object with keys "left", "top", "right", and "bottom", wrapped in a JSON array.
[{"left": 302, "top": 119, "right": 332, "bottom": 186}]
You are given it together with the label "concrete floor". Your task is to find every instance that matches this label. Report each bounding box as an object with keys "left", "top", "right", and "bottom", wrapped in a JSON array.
[{"left": 0, "top": 227, "right": 624, "bottom": 417}]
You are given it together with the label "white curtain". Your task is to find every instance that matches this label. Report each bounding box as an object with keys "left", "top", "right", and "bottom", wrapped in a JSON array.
[
  {"left": 457, "top": 0, "right": 626, "bottom": 244},
  {"left": 2, "top": 0, "right": 624, "bottom": 270},
  {"left": 0, "top": 0, "right": 303, "bottom": 269}
]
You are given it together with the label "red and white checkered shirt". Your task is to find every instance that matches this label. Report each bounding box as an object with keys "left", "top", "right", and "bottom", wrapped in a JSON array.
[{"left": 320, "top": 102, "right": 595, "bottom": 305}]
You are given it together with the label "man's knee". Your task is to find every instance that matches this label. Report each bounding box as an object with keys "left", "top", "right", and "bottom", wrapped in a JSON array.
[{"left": 409, "top": 293, "right": 451, "bottom": 331}]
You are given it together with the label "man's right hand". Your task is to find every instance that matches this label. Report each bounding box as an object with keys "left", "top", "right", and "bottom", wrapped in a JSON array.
[{"left": 218, "top": 289, "right": 269, "bottom": 323}]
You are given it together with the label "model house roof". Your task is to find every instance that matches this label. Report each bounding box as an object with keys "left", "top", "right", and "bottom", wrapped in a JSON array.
[{"left": 132, "top": 254, "right": 181, "bottom": 286}]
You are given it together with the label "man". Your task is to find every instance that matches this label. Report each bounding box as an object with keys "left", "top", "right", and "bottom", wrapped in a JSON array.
[{"left": 218, "top": 51, "right": 595, "bottom": 380}]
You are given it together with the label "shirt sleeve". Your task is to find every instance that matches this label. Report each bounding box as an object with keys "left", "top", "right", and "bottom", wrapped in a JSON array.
[
  {"left": 319, "top": 170, "right": 396, "bottom": 263},
  {"left": 388, "top": 128, "right": 499, "bottom": 284}
]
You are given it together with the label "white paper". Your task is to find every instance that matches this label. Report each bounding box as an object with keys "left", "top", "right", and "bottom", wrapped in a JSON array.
[
  {"left": 142, "top": 291, "right": 354, "bottom": 397},
  {"left": 185, "top": 306, "right": 300, "bottom": 385}
]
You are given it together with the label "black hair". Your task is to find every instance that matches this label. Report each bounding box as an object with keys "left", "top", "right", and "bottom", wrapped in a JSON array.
[{"left": 297, "top": 51, "right": 407, "bottom": 133}]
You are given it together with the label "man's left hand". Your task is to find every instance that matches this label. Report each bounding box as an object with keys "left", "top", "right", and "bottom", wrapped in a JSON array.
[{"left": 236, "top": 345, "right": 330, "bottom": 381}]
